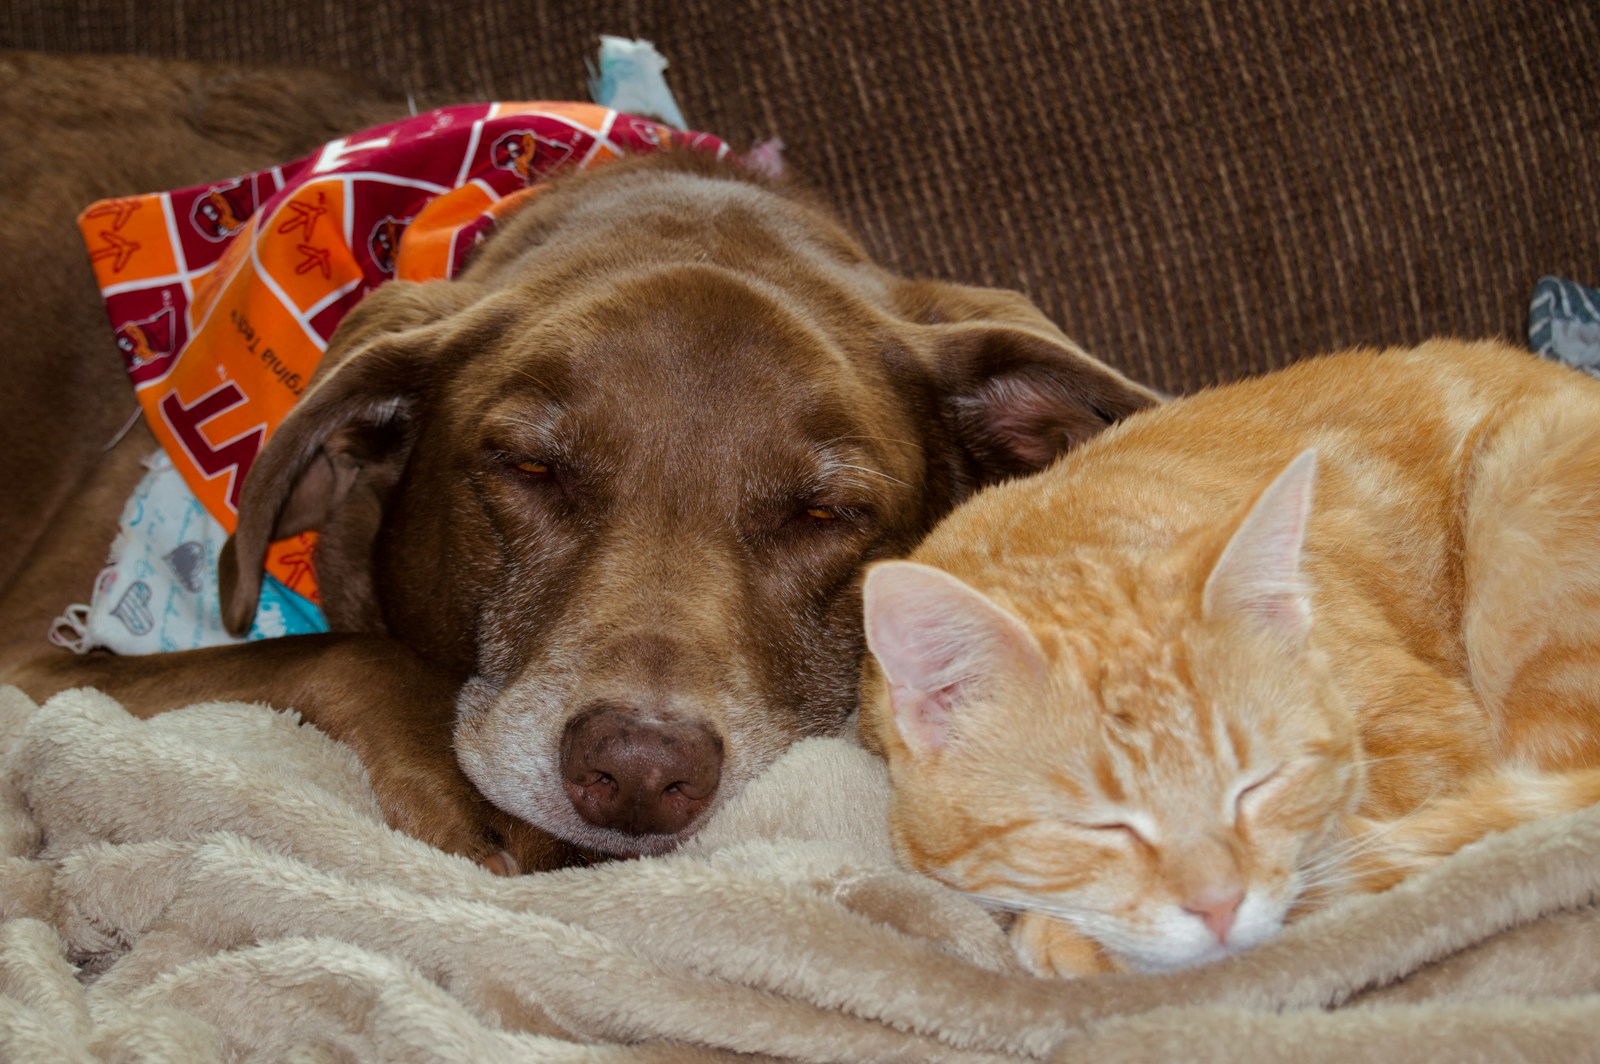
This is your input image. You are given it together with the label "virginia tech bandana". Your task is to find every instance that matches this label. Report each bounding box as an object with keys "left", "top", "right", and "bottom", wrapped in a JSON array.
[{"left": 76, "top": 102, "right": 727, "bottom": 633}]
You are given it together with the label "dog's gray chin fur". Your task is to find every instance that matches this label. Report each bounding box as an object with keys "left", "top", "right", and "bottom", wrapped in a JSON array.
[{"left": 452, "top": 673, "right": 734, "bottom": 857}]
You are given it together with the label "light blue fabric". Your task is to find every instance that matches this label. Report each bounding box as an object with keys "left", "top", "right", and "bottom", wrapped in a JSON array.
[
  {"left": 50, "top": 452, "right": 327, "bottom": 655},
  {"left": 587, "top": 36, "right": 688, "bottom": 130},
  {"left": 1530, "top": 275, "right": 1600, "bottom": 376},
  {"left": 253, "top": 574, "right": 329, "bottom": 641}
]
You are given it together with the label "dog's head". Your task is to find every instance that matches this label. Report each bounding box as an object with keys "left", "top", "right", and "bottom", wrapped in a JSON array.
[{"left": 220, "top": 153, "right": 1158, "bottom": 856}]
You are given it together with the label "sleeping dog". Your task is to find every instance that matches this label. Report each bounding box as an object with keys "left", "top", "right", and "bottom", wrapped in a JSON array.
[{"left": 1, "top": 53, "right": 1159, "bottom": 869}]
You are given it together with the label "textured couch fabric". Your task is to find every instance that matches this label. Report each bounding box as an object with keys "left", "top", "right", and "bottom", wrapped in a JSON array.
[{"left": 5, "top": 0, "right": 1597, "bottom": 395}]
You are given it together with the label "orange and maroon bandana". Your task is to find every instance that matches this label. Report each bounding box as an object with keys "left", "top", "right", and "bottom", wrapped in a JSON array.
[{"left": 79, "top": 102, "right": 727, "bottom": 609}]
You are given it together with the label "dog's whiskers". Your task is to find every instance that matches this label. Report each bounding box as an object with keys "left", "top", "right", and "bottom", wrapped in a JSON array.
[
  {"left": 835, "top": 462, "right": 909, "bottom": 487},
  {"left": 819, "top": 433, "right": 918, "bottom": 451}
]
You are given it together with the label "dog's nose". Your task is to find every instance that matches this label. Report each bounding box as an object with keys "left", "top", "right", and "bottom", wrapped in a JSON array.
[{"left": 559, "top": 704, "right": 723, "bottom": 837}]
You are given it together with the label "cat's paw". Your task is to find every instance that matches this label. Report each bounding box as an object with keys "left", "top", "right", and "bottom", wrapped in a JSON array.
[{"left": 1010, "top": 911, "right": 1117, "bottom": 978}]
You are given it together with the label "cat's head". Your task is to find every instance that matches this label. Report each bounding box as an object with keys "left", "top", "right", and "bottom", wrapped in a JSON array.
[{"left": 861, "top": 449, "right": 1365, "bottom": 973}]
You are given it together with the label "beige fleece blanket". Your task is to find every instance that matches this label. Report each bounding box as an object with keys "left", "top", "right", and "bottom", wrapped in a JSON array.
[{"left": 2, "top": 686, "right": 1599, "bottom": 1062}]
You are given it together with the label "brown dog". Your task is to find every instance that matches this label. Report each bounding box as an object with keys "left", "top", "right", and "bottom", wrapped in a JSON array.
[{"left": 2, "top": 52, "right": 1159, "bottom": 867}]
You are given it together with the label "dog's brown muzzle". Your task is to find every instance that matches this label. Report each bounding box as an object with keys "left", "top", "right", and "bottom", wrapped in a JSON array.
[{"left": 559, "top": 703, "right": 724, "bottom": 836}]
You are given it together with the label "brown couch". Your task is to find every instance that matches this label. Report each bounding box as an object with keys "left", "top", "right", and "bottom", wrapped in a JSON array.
[{"left": 7, "top": 0, "right": 1596, "bottom": 395}]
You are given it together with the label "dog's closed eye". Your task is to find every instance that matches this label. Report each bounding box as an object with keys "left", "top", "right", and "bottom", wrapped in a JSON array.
[
  {"left": 787, "top": 502, "right": 870, "bottom": 535},
  {"left": 489, "top": 451, "right": 563, "bottom": 492}
]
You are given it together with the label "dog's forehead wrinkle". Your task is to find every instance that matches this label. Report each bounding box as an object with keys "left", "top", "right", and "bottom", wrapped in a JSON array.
[{"left": 590, "top": 520, "right": 743, "bottom": 615}]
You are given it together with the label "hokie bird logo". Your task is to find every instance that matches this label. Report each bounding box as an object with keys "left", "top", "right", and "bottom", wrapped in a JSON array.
[
  {"left": 190, "top": 178, "right": 254, "bottom": 241},
  {"left": 366, "top": 216, "right": 410, "bottom": 275},
  {"left": 491, "top": 130, "right": 576, "bottom": 181},
  {"left": 114, "top": 306, "right": 177, "bottom": 371}
]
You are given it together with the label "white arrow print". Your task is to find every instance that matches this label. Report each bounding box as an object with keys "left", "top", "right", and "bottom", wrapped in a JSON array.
[{"left": 311, "top": 134, "right": 397, "bottom": 174}]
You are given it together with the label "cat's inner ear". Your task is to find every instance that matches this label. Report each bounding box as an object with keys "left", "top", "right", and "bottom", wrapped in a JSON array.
[
  {"left": 863, "top": 561, "right": 1048, "bottom": 754},
  {"left": 1203, "top": 448, "right": 1318, "bottom": 641}
]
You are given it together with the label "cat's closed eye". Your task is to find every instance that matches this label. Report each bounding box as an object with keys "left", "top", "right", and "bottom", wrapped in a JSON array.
[
  {"left": 1229, "top": 766, "right": 1283, "bottom": 821},
  {"left": 1070, "top": 818, "right": 1155, "bottom": 846}
]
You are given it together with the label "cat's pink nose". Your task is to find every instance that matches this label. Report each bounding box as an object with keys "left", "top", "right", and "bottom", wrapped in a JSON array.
[{"left": 1183, "top": 889, "right": 1244, "bottom": 942}]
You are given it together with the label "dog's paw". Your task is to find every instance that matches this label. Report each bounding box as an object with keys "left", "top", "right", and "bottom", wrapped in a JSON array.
[
  {"left": 365, "top": 758, "right": 577, "bottom": 872},
  {"left": 481, "top": 805, "right": 589, "bottom": 874},
  {"left": 1009, "top": 911, "right": 1117, "bottom": 978},
  {"left": 482, "top": 850, "right": 520, "bottom": 877}
]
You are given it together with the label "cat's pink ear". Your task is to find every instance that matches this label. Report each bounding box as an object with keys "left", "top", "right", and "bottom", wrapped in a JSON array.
[
  {"left": 863, "top": 561, "right": 1048, "bottom": 754},
  {"left": 1203, "top": 449, "right": 1317, "bottom": 641}
]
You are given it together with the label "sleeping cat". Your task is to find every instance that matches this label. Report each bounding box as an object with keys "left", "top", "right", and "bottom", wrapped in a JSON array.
[{"left": 859, "top": 338, "right": 1600, "bottom": 977}]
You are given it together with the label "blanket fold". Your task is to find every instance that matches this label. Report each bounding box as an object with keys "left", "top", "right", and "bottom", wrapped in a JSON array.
[{"left": 2, "top": 685, "right": 1598, "bottom": 1061}]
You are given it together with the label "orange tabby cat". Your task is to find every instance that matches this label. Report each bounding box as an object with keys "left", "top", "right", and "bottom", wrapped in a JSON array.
[{"left": 859, "top": 338, "right": 1600, "bottom": 977}]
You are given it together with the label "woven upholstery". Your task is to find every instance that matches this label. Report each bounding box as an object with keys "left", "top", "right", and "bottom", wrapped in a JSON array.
[{"left": 5, "top": 0, "right": 1596, "bottom": 394}]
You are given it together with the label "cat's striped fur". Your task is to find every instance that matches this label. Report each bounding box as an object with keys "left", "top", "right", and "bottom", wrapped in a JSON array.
[{"left": 860, "top": 339, "right": 1600, "bottom": 976}]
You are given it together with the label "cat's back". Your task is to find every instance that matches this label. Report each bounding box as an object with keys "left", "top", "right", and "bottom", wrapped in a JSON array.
[{"left": 916, "top": 338, "right": 1600, "bottom": 598}]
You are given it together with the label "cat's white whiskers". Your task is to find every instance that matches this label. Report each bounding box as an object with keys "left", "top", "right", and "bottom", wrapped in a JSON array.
[
  {"left": 1293, "top": 865, "right": 1366, "bottom": 892},
  {"left": 1296, "top": 790, "right": 1463, "bottom": 899},
  {"left": 1302, "top": 822, "right": 1404, "bottom": 874},
  {"left": 958, "top": 890, "right": 1088, "bottom": 924},
  {"left": 955, "top": 890, "right": 1031, "bottom": 915}
]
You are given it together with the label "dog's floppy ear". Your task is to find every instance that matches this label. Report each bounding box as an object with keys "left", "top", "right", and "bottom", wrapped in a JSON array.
[
  {"left": 901, "top": 280, "right": 1161, "bottom": 481},
  {"left": 219, "top": 279, "right": 479, "bottom": 635}
]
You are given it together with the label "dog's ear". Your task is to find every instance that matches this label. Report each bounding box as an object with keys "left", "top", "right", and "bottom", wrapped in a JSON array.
[
  {"left": 900, "top": 280, "right": 1162, "bottom": 481},
  {"left": 219, "top": 279, "right": 480, "bottom": 635}
]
